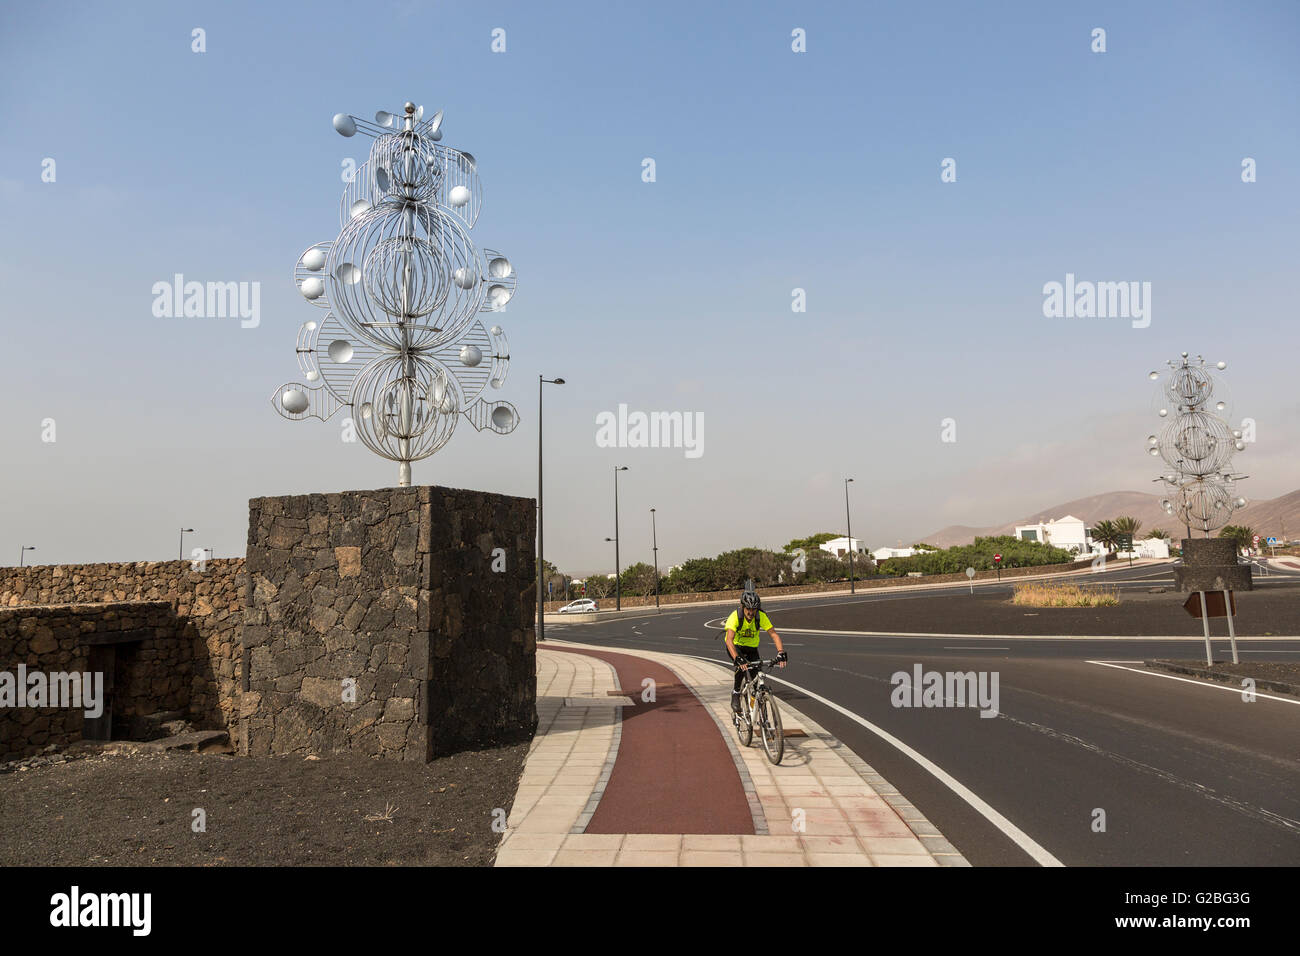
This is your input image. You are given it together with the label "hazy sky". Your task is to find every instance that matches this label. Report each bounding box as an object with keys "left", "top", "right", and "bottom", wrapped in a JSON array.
[{"left": 2, "top": 0, "right": 1297, "bottom": 576}]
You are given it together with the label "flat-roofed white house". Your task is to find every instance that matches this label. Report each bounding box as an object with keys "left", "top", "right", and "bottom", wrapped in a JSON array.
[
  {"left": 819, "top": 536, "right": 868, "bottom": 557},
  {"left": 872, "top": 546, "right": 919, "bottom": 561},
  {"left": 1122, "top": 537, "right": 1170, "bottom": 559},
  {"left": 1015, "top": 515, "right": 1092, "bottom": 554}
]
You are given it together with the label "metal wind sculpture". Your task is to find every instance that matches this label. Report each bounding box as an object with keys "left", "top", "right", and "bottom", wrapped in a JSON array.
[
  {"left": 1147, "top": 353, "right": 1248, "bottom": 537},
  {"left": 272, "top": 101, "right": 519, "bottom": 486}
]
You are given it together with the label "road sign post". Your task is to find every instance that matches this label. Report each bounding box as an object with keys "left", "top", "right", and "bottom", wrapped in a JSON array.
[
  {"left": 966, "top": 566, "right": 975, "bottom": 594},
  {"left": 1117, "top": 532, "right": 1134, "bottom": 567},
  {"left": 993, "top": 554, "right": 1001, "bottom": 582},
  {"left": 1197, "top": 591, "right": 1212, "bottom": 666},
  {"left": 1183, "top": 590, "right": 1240, "bottom": 666},
  {"left": 1223, "top": 589, "right": 1239, "bottom": 664}
]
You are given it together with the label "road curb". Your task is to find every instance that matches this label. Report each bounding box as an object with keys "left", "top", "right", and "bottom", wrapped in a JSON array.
[{"left": 1144, "top": 659, "right": 1300, "bottom": 698}]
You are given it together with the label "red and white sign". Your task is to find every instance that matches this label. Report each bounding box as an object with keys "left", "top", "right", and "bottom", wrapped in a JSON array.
[
  {"left": 994, "top": 554, "right": 1002, "bottom": 563},
  {"left": 1253, "top": 535, "right": 1260, "bottom": 544}
]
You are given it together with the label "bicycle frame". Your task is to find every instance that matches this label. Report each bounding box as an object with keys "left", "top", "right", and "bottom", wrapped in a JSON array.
[{"left": 736, "top": 658, "right": 780, "bottom": 722}]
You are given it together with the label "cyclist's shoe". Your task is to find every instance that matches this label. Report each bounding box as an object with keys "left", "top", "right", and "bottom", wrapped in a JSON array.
[{"left": 731, "top": 692, "right": 743, "bottom": 715}]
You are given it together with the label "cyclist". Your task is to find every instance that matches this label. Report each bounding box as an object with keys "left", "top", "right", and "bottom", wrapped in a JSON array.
[{"left": 724, "top": 590, "right": 787, "bottom": 717}]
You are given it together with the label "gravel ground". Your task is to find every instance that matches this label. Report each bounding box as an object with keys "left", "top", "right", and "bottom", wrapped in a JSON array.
[
  {"left": 776, "top": 585, "right": 1300, "bottom": 636},
  {"left": 1148, "top": 659, "right": 1300, "bottom": 692},
  {"left": 0, "top": 744, "right": 529, "bottom": 867}
]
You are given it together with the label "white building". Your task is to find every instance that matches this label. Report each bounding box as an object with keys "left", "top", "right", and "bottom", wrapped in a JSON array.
[
  {"left": 1014, "top": 515, "right": 1094, "bottom": 554},
  {"left": 872, "top": 546, "right": 918, "bottom": 561},
  {"left": 1121, "top": 537, "right": 1170, "bottom": 560},
  {"left": 819, "top": 536, "right": 868, "bottom": 557}
]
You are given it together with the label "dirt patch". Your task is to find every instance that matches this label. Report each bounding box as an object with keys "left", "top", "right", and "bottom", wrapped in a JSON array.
[{"left": 0, "top": 744, "right": 528, "bottom": 866}]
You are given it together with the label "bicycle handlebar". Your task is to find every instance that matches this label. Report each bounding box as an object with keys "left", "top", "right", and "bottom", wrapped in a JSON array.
[{"left": 733, "top": 657, "right": 783, "bottom": 669}]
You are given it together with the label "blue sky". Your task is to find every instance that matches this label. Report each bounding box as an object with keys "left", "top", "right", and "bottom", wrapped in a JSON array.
[{"left": 2, "top": 0, "right": 1297, "bottom": 573}]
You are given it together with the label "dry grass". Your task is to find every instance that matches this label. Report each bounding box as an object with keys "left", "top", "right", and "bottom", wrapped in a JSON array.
[
  {"left": 363, "top": 801, "right": 398, "bottom": 823},
  {"left": 1012, "top": 582, "right": 1120, "bottom": 607}
]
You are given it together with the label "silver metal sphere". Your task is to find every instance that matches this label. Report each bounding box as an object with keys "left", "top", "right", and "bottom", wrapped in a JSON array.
[{"left": 282, "top": 389, "right": 309, "bottom": 414}]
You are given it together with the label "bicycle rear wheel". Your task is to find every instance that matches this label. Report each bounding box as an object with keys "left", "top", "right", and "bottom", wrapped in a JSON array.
[
  {"left": 758, "top": 688, "right": 784, "bottom": 764},
  {"left": 735, "top": 678, "right": 753, "bottom": 747}
]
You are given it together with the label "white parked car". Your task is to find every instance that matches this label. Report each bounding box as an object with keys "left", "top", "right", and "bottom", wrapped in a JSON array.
[{"left": 558, "top": 599, "right": 599, "bottom": 614}]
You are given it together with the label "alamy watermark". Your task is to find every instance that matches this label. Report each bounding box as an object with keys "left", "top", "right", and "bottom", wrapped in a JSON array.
[
  {"left": 50, "top": 886, "right": 150, "bottom": 936},
  {"left": 152, "top": 274, "right": 260, "bottom": 328},
  {"left": 1042, "top": 273, "right": 1150, "bottom": 329},
  {"left": 891, "top": 664, "right": 999, "bottom": 718},
  {"left": 595, "top": 404, "right": 703, "bottom": 459},
  {"left": 1, "top": 666, "right": 103, "bottom": 717}
]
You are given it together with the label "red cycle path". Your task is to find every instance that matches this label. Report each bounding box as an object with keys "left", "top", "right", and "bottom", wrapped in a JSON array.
[{"left": 548, "top": 646, "right": 754, "bottom": 834}]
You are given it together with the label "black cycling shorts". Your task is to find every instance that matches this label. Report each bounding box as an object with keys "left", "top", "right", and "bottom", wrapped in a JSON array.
[{"left": 732, "top": 645, "right": 760, "bottom": 693}]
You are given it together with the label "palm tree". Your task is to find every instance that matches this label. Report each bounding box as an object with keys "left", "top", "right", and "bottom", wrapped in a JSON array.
[
  {"left": 1091, "top": 519, "right": 1119, "bottom": 551},
  {"left": 1218, "top": 525, "right": 1255, "bottom": 551},
  {"left": 1145, "top": 528, "right": 1171, "bottom": 541},
  {"left": 1115, "top": 516, "right": 1142, "bottom": 537}
]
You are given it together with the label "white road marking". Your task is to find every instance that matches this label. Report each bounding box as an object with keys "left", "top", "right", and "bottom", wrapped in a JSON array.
[
  {"left": 1087, "top": 661, "right": 1300, "bottom": 706},
  {"left": 689, "top": 656, "right": 1064, "bottom": 867},
  {"left": 942, "top": 646, "right": 1009, "bottom": 650},
  {"left": 757, "top": 626, "right": 1300, "bottom": 641}
]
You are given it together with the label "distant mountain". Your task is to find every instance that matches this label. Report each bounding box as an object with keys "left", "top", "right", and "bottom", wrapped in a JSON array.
[{"left": 918, "top": 489, "right": 1300, "bottom": 549}]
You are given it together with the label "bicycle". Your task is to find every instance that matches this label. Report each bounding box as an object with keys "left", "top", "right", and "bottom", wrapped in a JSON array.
[{"left": 732, "top": 657, "right": 785, "bottom": 765}]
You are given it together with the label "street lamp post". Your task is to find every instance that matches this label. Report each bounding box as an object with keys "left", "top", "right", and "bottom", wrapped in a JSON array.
[
  {"left": 651, "top": 508, "right": 660, "bottom": 610},
  {"left": 19, "top": 546, "right": 35, "bottom": 567},
  {"left": 179, "top": 528, "right": 195, "bottom": 562},
  {"left": 612, "top": 466, "right": 628, "bottom": 611},
  {"left": 537, "top": 375, "right": 565, "bottom": 643},
  {"left": 844, "top": 478, "right": 856, "bottom": 594}
]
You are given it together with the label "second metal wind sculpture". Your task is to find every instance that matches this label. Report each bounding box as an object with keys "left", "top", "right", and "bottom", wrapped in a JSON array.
[
  {"left": 1147, "top": 353, "right": 1248, "bottom": 537},
  {"left": 273, "top": 101, "right": 519, "bottom": 486}
]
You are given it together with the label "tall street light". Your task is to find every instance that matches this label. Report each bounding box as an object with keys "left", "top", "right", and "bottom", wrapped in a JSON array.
[
  {"left": 19, "top": 546, "right": 35, "bottom": 567},
  {"left": 537, "top": 375, "right": 565, "bottom": 643},
  {"left": 650, "top": 508, "right": 661, "bottom": 610},
  {"left": 844, "top": 478, "right": 856, "bottom": 594},
  {"left": 612, "top": 466, "right": 628, "bottom": 611},
  {"left": 179, "top": 527, "right": 195, "bottom": 562}
]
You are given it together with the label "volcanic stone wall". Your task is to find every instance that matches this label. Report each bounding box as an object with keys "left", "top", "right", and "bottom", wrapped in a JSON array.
[
  {"left": 241, "top": 485, "right": 536, "bottom": 761},
  {"left": 0, "top": 601, "right": 182, "bottom": 760},
  {"left": 0, "top": 561, "right": 245, "bottom": 742}
]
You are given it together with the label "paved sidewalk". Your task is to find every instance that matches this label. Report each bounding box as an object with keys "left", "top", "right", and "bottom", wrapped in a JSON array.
[{"left": 495, "top": 641, "right": 968, "bottom": 867}]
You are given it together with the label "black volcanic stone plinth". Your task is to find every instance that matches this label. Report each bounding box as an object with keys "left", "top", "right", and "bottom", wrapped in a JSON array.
[
  {"left": 1173, "top": 537, "right": 1253, "bottom": 593},
  {"left": 240, "top": 485, "right": 537, "bottom": 761}
]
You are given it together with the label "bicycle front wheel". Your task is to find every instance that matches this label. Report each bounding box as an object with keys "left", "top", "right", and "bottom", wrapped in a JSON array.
[
  {"left": 735, "top": 680, "right": 753, "bottom": 747},
  {"left": 759, "top": 689, "right": 784, "bottom": 764}
]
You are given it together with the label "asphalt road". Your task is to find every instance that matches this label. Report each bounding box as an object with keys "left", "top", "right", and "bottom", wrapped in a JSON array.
[{"left": 547, "top": 561, "right": 1300, "bottom": 866}]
